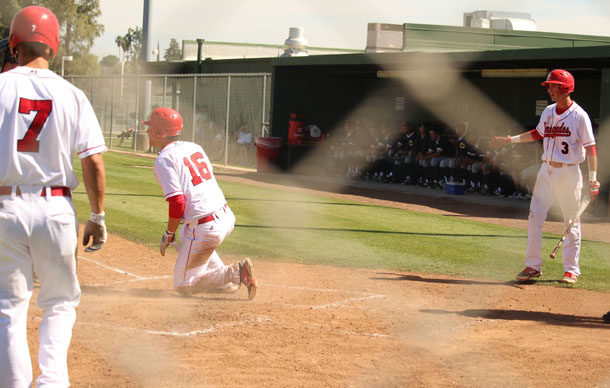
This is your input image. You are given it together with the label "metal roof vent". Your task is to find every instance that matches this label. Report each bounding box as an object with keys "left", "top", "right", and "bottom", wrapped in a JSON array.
[
  {"left": 463, "top": 10, "right": 537, "bottom": 31},
  {"left": 282, "top": 27, "right": 309, "bottom": 57}
]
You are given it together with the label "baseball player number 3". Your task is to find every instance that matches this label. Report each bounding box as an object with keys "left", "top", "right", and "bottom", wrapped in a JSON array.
[{"left": 492, "top": 69, "right": 599, "bottom": 285}]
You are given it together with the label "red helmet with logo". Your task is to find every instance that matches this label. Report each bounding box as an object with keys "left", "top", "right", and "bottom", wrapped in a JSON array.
[
  {"left": 9, "top": 6, "right": 60, "bottom": 58},
  {"left": 541, "top": 69, "right": 574, "bottom": 94},
  {"left": 142, "top": 107, "right": 183, "bottom": 139}
]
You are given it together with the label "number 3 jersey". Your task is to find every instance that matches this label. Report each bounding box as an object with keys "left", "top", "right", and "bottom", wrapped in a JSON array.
[
  {"left": 153, "top": 141, "right": 226, "bottom": 222},
  {"left": 535, "top": 101, "right": 595, "bottom": 165},
  {"left": 0, "top": 67, "right": 107, "bottom": 189}
]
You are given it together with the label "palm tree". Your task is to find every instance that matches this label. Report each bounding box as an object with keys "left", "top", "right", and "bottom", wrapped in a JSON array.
[{"left": 115, "top": 35, "right": 131, "bottom": 62}]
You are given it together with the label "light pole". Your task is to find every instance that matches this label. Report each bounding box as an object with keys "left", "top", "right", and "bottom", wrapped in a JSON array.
[{"left": 61, "top": 55, "right": 73, "bottom": 77}]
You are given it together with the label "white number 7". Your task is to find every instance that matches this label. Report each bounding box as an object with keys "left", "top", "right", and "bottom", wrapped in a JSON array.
[{"left": 31, "top": 24, "right": 37, "bottom": 32}]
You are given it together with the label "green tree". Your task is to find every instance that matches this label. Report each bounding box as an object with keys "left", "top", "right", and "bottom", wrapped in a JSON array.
[
  {"left": 71, "top": 52, "right": 99, "bottom": 75},
  {"left": 115, "top": 26, "right": 142, "bottom": 73},
  {"left": 100, "top": 54, "right": 119, "bottom": 74},
  {"left": 42, "top": 0, "right": 104, "bottom": 55},
  {"left": 115, "top": 35, "right": 129, "bottom": 62},
  {"left": 0, "top": 0, "right": 29, "bottom": 38},
  {"left": 164, "top": 38, "right": 182, "bottom": 61}
]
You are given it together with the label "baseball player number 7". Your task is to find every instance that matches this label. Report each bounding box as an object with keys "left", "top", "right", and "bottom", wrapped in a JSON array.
[
  {"left": 17, "top": 97, "right": 52, "bottom": 153},
  {"left": 184, "top": 152, "right": 212, "bottom": 185}
]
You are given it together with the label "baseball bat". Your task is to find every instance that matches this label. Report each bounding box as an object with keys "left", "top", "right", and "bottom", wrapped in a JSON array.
[{"left": 549, "top": 196, "right": 592, "bottom": 259}]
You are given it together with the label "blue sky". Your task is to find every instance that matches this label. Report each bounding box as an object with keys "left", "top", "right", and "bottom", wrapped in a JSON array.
[{"left": 92, "top": 0, "right": 610, "bottom": 59}]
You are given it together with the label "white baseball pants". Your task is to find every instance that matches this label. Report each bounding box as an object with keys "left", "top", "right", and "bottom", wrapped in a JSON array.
[
  {"left": 0, "top": 187, "right": 80, "bottom": 388},
  {"left": 525, "top": 163, "right": 583, "bottom": 274},
  {"left": 174, "top": 205, "right": 240, "bottom": 295}
]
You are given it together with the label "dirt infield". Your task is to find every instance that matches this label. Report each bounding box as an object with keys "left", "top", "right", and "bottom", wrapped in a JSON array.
[{"left": 26, "top": 173, "right": 610, "bottom": 387}]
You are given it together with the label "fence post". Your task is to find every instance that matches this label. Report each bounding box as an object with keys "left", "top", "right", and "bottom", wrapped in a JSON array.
[
  {"left": 192, "top": 76, "right": 197, "bottom": 143},
  {"left": 133, "top": 76, "right": 140, "bottom": 152},
  {"left": 163, "top": 76, "right": 167, "bottom": 107},
  {"left": 224, "top": 75, "right": 231, "bottom": 166},
  {"left": 261, "top": 75, "right": 267, "bottom": 137},
  {"left": 120, "top": 75, "right": 125, "bottom": 147},
  {"left": 109, "top": 77, "right": 115, "bottom": 148}
]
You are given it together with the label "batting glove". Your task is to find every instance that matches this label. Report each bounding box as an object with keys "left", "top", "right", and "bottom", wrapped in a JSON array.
[
  {"left": 589, "top": 180, "right": 600, "bottom": 201},
  {"left": 160, "top": 230, "right": 175, "bottom": 256},
  {"left": 83, "top": 212, "right": 107, "bottom": 252}
]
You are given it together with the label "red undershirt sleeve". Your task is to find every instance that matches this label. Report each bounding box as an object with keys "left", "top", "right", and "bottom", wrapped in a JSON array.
[
  {"left": 529, "top": 129, "right": 543, "bottom": 141},
  {"left": 586, "top": 145, "right": 597, "bottom": 156},
  {"left": 167, "top": 194, "right": 186, "bottom": 219}
]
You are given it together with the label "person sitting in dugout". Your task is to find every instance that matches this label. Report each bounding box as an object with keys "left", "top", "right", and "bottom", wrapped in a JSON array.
[
  {"left": 390, "top": 121, "right": 420, "bottom": 185},
  {"left": 416, "top": 125, "right": 453, "bottom": 188}
]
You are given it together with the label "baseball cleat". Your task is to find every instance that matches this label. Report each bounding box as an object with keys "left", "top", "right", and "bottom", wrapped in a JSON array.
[
  {"left": 84, "top": 242, "right": 104, "bottom": 253},
  {"left": 516, "top": 267, "right": 541, "bottom": 282},
  {"left": 561, "top": 272, "right": 578, "bottom": 284},
  {"left": 239, "top": 258, "right": 258, "bottom": 300},
  {"left": 603, "top": 311, "right": 610, "bottom": 324}
]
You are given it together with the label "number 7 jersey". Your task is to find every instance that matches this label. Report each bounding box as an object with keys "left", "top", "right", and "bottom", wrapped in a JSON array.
[
  {"left": 153, "top": 141, "right": 226, "bottom": 222},
  {"left": 536, "top": 101, "right": 595, "bottom": 164},
  {"left": 0, "top": 67, "right": 107, "bottom": 189}
]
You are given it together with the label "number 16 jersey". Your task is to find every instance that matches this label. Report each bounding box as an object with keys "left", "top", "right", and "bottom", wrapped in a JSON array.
[{"left": 153, "top": 141, "right": 226, "bottom": 222}]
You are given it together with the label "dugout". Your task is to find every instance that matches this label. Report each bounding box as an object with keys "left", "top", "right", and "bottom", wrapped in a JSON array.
[{"left": 269, "top": 46, "right": 610, "bottom": 216}]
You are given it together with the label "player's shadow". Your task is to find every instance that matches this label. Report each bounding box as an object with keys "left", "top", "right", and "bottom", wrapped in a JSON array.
[
  {"left": 421, "top": 308, "right": 609, "bottom": 329},
  {"left": 80, "top": 285, "right": 243, "bottom": 302},
  {"left": 372, "top": 272, "right": 513, "bottom": 286},
  {"left": 372, "top": 272, "right": 566, "bottom": 287}
]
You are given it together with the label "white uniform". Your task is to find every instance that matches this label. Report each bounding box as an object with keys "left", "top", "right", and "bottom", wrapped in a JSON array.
[
  {"left": 0, "top": 67, "right": 107, "bottom": 386},
  {"left": 525, "top": 102, "right": 595, "bottom": 274},
  {"left": 153, "top": 141, "right": 240, "bottom": 294}
]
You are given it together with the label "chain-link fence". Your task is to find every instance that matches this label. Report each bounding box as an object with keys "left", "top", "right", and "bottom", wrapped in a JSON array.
[{"left": 68, "top": 73, "right": 272, "bottom": 168}]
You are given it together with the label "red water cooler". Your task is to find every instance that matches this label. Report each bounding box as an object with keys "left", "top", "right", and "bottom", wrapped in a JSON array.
[{"left": 287, "top": 113, "right": 304, "bottom": 144}]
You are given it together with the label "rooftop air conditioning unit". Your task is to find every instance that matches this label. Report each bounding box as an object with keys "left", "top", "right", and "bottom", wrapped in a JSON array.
[
  {"left": 464, "top": 10, "right": 537, "bottom": 31},
  {"left": 281, "top": 27, "right": 308, "bottom": 57},
  {"left": 365, "top": 23, "right": 404, "bottom": 53}
]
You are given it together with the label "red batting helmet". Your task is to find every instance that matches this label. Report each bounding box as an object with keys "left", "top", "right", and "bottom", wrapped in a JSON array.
[
  {"left": 142, "top": 107, "right": 183, "bottom": 139},
  {"left": 541, "top": 69, "right": 574, "bottom": 94},
  {"left": 9, "top": 6, "right": 60, "bottom": 59}
]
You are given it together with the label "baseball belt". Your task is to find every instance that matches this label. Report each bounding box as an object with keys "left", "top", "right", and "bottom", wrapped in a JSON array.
[
  {"left": 545, "top": 160, "right": 576, "bottom": 168},
  {"left": 197, "top": 204, "right": 228, "bottom": 224},
  {"left": 0, "top": 186, "right": 71, "bottom": 198}
]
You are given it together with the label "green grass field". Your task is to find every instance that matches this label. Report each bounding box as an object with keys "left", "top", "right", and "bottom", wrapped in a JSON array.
[{"left": 72, "top": 151, "right": 610, "bottom": 291}]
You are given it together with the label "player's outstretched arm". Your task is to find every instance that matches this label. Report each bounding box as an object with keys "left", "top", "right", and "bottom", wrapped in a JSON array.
[
  {"left": 490, "top": 130, "right": 539, "bottom": 149},
  {"left": 81, "top": 153, "right": 107, "bottom": 252}
]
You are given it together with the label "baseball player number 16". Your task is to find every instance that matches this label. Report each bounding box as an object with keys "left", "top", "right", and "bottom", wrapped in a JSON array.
[{"left": 184, "top": 152, "right": 212, "bottom": 185}]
